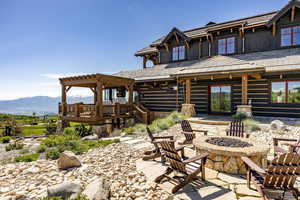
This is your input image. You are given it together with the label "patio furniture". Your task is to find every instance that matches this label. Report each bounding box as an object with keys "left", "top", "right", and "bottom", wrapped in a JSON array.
[
  {"left": 242, "top": 153, "right": 300, "bottom": 200},
  {"left": 155, "top": 140, "right": 208, "bottom": 194},
  {"left": 180, "top": 120, "right": 208, "bottom": 145},
  {"left": 273, "top": 137, "right": 300, "bottom": 157},
  {"left": 226, "top": 121, "right": 249, "bottom": 138},
  {"left": 143, "top": 127, "right": 184, "bottom": 163}
]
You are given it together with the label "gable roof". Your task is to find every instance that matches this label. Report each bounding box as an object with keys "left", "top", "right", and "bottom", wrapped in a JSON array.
[
  {"left": 116, "top": 47, "right": 300, "bottom": 81},
  {"left": 266, "top": 0, "right": 300, "bottom": 27},
  {"left": 158, "top": 27, "right": 190, "bottom": 46}
]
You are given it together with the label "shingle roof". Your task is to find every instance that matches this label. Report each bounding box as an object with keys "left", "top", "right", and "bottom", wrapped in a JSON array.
[
  {"left": 115, "top": 48, "right": 300, "bottom": 81},
  {"left": 136, "top": 11, "right": 277, "bottom": 55}
]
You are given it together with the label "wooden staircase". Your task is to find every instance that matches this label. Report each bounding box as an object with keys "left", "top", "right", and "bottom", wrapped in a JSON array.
[{"left": 133, "top": 104, "right": 154, "bottom": 124}]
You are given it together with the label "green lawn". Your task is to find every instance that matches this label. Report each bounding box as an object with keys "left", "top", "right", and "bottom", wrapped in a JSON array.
[{"left": 22, "top": 127, "right": 46, "bottom": 136}]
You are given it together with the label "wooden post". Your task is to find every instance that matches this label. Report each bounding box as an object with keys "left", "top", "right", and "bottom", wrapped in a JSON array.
[
  {"left": 109, "top": 88, "right": 113, "bottom": 102},
  {"left": 242, "top": 74, "right": 248, "bottom": 105},
  {"left": 143, "top": 56, "right": 147, "bottom": 69},
  {"left": 96, "top": 80, "right": 103, "bottom": 118},
  {"left": 61, "top": 84, "right": 67, "bottom": 116},
  {"left": 291, "top": 6, "right": 296, "bottom": 22},
  {"left": 272, "top": 22, "right": 276, "bottom": 36},
  {"left": 186, "top": 79, "right": 191, "bottom": 104},
  {"left": 198, "top": 38, "right": 202, "bottom": 59},
  {"left": 128, "top": 83, "right": 134, "bottom": 115}
]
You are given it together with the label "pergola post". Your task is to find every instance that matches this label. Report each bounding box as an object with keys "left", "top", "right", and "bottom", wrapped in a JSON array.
[
  {"left": 96, "top": 80, "right": 103, "bottom": 118},
  {"left": 128, "top": 82, "right": 134, "bottom": 115},
  {"left": 242, "top": 73, "right": 248, "bottom": 105},
  {"left": 61, "top": 84, "right": 67, "bottom": 116}
]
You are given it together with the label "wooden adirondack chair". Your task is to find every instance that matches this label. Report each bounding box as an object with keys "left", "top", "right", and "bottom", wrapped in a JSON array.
[
  {"left": 273, "top": 137, "right": 300, "bottom": 157},
  {"left": 180, "top": 120, "right": 208, "bottom": 145},
  {"left": 226, "top": 121, "right": 249, "bottom": 138},
  {"left": 143, "top": 127, "right": 184, "bottom": 162},
  {"left": 155, "top": 140, "right": 208, "bottom": 194},
  {"left": 242, "top": 153, "right": 300, "bottom": 200}
]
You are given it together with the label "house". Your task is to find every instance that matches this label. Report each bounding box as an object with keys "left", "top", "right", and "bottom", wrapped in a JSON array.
[{"left": 115, "top": 0, "right": 300, "bottom": 118}]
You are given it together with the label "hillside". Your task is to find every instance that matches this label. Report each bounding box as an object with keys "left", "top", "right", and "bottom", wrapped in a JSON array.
[{"left": 0, "top": 96, "right": 93, "bottom": 115}]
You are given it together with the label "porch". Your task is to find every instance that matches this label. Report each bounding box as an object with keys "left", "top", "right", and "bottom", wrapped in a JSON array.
[{"left": 59, "top": 74, "right": 135, "bottom": 125}]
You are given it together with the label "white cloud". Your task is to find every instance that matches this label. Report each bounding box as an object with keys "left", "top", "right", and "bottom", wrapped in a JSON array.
[{"left": 42, "top": 73, "right": 86, "bottom": 80}]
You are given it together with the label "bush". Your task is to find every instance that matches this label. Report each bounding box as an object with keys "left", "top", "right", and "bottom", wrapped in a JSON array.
[
  {"left": 44, "top": 125, "right": 57, "bottom": 136},
  {"left": 46, "top": 148, "right": 60, "bottom": 160},
  {"left": 36, "top": 144, "right": 47, "bottom": 153},
  {"left": 15, "top": 153, "right": 39, "bottom": 162},
  {"left": 168, "top": 111, "right": 186, "bottom": 123},
  {"left": 244, "top": 119, "right": 261, "bottom": 132},
  {"left": 157, "top": 119, "right": 170, "bottom": 130},
  {"left": 75, "top": 124, "right": 92, "bottom": 137},
  {"left": 0, "top": 136, "right": 11, "bottom": 143},
  {"left": 5, "top": 142, "right": 24, "bottom": 151},
  {"left": 232, "top": 113, "right": 248, "bottom": 122},
  {"left": 123, "top": 127, "right": 135, "bottom": 135},
  {"left": 134, "top": 123, "right": 147, "bottom": 133}
]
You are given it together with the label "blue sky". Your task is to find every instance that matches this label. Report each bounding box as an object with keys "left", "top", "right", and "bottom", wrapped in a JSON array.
[{"left": 0, "top": 0, "right": 287, "bottom": 100}]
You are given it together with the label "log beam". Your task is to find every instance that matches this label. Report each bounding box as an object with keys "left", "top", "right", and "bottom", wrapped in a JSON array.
[
  {"left": 128, "top": 83, "right": 134, "bottom": 115},
  {"left": 242, "top": 74, "right": 248, "bottom": 105},
  {"left": 96, "top": 80, "right": 103, "bottom": 118},
  {"left": 291, "top": 6, "right": 296, "bottom": 22},
  {"left": 174, "top": 33, "right": 179, "bottom": 44},
  {"left": 164, "top": 43, "right": 169, "bottom": 52},
  {"left": 272, "top": 22, "right": 276, "bottom": 36}
]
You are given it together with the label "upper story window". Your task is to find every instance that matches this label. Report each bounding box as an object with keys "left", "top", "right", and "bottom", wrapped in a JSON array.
[
  {"left": 172, "top": 46, "right": 185, "bottom": 61},
  {"left": 218, "top": 37, "right": 235, "bottom": 55},
  {"left": 271, "top": 81, "right": 300, "bottom": 103},
  {"left": 281, "top": 26, "right": 300, "bottom": 47}
]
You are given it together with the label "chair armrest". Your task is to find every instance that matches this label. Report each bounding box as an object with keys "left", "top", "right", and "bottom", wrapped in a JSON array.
[
  {"left": 273, "top": 138, "right": 297, "bottom": 143},
  {"left": 290, "top": 144, "right": 300, "bottom": 148},
  {"left": 175, "top": 145, "right": 185, "bottom": 152},
  {"left": 153, "top": 136, "right": 174, "bottom": 140},
  {"left": 192, "top": 130, "right": 208, "bottom": 136},
  {"left": 153, "top": 140, "right": 176, "bottom": 145},
  {"left": 183, "top": 153, "right": 209, "bottom": 164},
  {"left": 241, "top": 156, "right": 265, "bottom": 175}
]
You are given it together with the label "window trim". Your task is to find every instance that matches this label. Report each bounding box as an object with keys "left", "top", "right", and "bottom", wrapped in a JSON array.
[
  {"left": 172, "top": 45, "right": 186, "bottom": 62},
  {"left": 280, "top": 25, "right": 300, "bottom": 47},
  {"left": 270, "top": 80, "right": 300, "bottom": 104},
  {"left": 217, "top": 37, "right": 235, "bottom": 55}
]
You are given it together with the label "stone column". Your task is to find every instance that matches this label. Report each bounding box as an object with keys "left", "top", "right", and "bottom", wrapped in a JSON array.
[{"left": 181, "top": 104, "right": 196, "bottom": 117}]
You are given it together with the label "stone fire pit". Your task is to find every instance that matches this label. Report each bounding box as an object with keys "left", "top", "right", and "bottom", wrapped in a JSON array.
[{"left": 194, "top": 136, "right": 269, "bottom": 174}]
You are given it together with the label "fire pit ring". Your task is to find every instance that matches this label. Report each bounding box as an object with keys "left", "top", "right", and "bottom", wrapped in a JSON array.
[{"left": 194, "top": 136, "right": 269, "bottom": 174}]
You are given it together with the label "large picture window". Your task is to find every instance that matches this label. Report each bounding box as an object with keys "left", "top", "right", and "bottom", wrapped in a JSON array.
[
  {"left": 172, "top": 46, "right": 185, "bottom": 61},
  {"left": 218, "top": 37, "right": 235, "bottom": 55},
  {"left": 281, "top": 26, "right": 300, "bottom": 47},
  {"left": 271, "top": 81, "right": 300, "bottom": 103}
]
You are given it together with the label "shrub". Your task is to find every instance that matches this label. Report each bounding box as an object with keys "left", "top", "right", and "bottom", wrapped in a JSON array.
[
  {"left": 15, "top": 153, "right": 39, "bottom": 162},
  {"left": 36, "top": 144, "right": 47, "bottom": 153},
  {"left": 134, "top": 123, "right": 147, "bottom": 133},
  {"left": 39, "top": 195, "right": 89, "bottom": 200},
  {"left": 5, "top": 142, "right": 24, "bottom": 151},
  {"left": 75, "top": 124, "right": 92, "bottom": 137},
  {"left": 157, "top": 119, "right": 170, "bottom": 130},
  {"left": 168, "top": 111, "right": 186, "bottom": 123},
  {"left": 123, "top": 127, "right": 135, "bottom": 135},
  {"left": 0, "top": 136, "right": 11, "bottom": 143},
  {"left": 46, "top": 148, "right": 60, "bottom": 160},
  {"left": 44, "top": 125, "right": 57, "bottom": 136},
  {"left": 232, "top": 113, "right": 248, "bottom": 122},
  {"left": 244, "top": 119, "right": 261, "bottom": 132}
]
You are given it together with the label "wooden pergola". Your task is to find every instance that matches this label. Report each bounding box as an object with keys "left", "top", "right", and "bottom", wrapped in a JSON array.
[{"left": 59, "top": 74, "right": 135, "bottom": 125}]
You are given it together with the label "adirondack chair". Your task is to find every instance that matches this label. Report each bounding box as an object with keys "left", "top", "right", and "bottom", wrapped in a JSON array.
[
  {"left": 242, "top": 153, "right": 300, "bottom": 200},
  {"left": 226, "top": 121, "right": 249, "bottom": 138},
  {"left": 155, "top": 140, "right": 208, "bottom": 194},
  {"left": 273, "top": 137, "right": 300, "bottom": 157},
  {"left": 180, "top": 120, "right": 208, "bottom": 145},
  {"left": 143, "top": 127, "right": 184, "bottom": 162}
]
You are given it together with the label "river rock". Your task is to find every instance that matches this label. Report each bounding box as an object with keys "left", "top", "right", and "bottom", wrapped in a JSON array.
[
  {"left": 270, "top": 120, "right": 287, "bottom": 131},
  {"left": 57, "top": 151, "right": 81, "bottom": 170},
  {"left": 82, "top": 177, "right": 110, "bottom": 200},
  {"left": 47, "top": 182, "right": 82, "bottom": 199}
]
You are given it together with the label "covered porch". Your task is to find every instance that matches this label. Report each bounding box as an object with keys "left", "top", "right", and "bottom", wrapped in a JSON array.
[{"left": 59, "top": 74, "right": 135, "bottom": 125}]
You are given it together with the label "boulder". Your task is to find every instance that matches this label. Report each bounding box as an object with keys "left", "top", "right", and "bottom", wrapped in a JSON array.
[
  {"left": 82, "top": 134, "right": 99, "bottom": 141},
  {"left": 270, "top": 120, "right": 287, "bottom": 131},
  {"left": 82, "top": 177, "right": 110, "bottom": 200},
  {"left": 57, "top": 151, "right": 81, "bottom": 170},
  {"left": 47, "top": 182, "right": 82, "bottom": 199}
]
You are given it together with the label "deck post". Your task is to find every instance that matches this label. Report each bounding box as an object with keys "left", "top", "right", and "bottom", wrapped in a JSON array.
[
  {"left": 96, "top": 80, "right": 103, "bottom": 118},
  {"left": 128, "top": 82, "right": 134, "bottom": 115},
  {"left": 242, "top": 73, "right": 248, "bottom": 105}
]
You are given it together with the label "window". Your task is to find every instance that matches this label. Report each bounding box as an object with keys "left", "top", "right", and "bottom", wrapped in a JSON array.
[
  {"left": 281, "top": 26, "right": 300, "bottom": 47},
  {"left": 218, "top": 37, "right": 235, "bottom": 55},
  {"left": 271, "top": 81, "right": 300, "bottom": 103},
  {"left": 172, "top": 46, "right": 185, "bottom": 61}
]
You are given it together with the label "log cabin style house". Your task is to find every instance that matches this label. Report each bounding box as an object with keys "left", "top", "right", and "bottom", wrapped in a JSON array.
[{"left": 115, "top": 0, "right": 300, "bottom": 119}]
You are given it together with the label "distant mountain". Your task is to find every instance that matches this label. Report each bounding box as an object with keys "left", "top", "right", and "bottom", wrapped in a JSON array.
[{"left": 0, "top": 96, "right": 93, "bottom": 115}]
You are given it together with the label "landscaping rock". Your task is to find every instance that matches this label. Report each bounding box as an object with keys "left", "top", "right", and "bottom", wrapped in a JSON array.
[
  {"left": 47, "top": 182, "right": 82, "bottom": 199},
  {"left": 82, "top": 177, "right": 110, "bottom": 200},
  {"left": 57, "top": 151, "right": 81, "bottom": 170},
  {"left": 82, "top": 134, "right": 98, "bottom": 141},
  {"left": 270, "top": 120, "right": 287, "bottom": 131}
]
